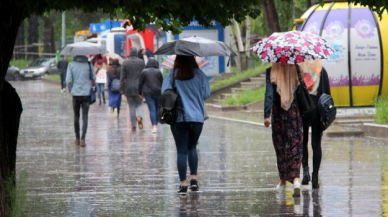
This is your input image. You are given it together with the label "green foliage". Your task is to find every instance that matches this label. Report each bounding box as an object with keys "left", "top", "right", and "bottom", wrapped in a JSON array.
[
  {"left": 375, "top": 96, "right": 388, "bottom": 124},
  {"left": 5, "top": 171, "right": 29, "bottom": 217},
  {"left": 223, "top": 87, "right": 266, "bottom": 105},
  {"left": 45, "top": 74, "right": 61, "bottom": 81},
  {"left": 10, "top": 59, "right": 31, "bottom": 70},
  {"left": 211, "top": 64, "right": 270, "bottom": 90}
]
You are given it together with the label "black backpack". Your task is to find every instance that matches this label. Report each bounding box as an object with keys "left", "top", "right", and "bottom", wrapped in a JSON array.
[
  {"left": 159, "top": 71, "right": 179, "bottom": 125},
  {"left": 318, "top": 73, "right": 336, "bottom": 131}
]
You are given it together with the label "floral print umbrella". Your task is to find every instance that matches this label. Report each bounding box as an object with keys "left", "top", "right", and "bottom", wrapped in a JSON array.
[{"left": 250, "top": 31, "right": 336, "bottom": 64}]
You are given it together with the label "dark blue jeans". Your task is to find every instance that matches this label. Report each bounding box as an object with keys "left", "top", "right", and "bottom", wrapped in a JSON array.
[
  {"left": 145, "top": 96, "right": 160, "bottom": 125},
  {"left": 59, "top": 71, "right": 66, "bottom": 89},
  {"left": 170, "top": 122, "right": 203, "bottom": 181}
]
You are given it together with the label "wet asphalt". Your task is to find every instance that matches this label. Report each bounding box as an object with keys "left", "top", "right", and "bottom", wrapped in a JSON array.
[{"left": 11, "top": 80, "right": 388, "bottom": 216}]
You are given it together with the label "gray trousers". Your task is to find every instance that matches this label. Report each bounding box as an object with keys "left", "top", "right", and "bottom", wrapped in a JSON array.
[{"left": 127, "top": 96, "right": 144, "bottom": 127}]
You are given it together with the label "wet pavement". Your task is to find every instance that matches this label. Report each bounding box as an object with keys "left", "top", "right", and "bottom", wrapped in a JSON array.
[{"left": 11, "top": 80, "right": 388, "bottom": 216}]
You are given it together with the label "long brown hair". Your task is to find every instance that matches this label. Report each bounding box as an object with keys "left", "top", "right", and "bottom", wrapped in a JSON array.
[{"left": 173, "top": 55, "right": 199, "bottom": 80}]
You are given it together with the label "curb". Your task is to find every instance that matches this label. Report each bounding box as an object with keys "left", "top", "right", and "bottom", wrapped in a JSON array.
[
  {"left": 363, "top": 123, "right": 388, "bottom": 138},
  {"left": 209, "top": 115, "right": 365, "bottom": 137},
  {"left": 206, "top": 103, "right": 246, "bottom": 112},
  {"left": 209, "top": 115, "right": 265, "bottom": 127}
]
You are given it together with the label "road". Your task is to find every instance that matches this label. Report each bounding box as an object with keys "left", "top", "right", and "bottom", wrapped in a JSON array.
[{"left": 11, "top": 80, "right": 388, "bottom": 216}]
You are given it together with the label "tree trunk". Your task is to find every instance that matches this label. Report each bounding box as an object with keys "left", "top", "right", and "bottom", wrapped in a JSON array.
[
  {"left": 0, "top": 5, "right": 25, "bottom": 216},
  {"left": 233, "top": 19, "right": 246, "bottom": 71},
  {"left": 44, "top": 15, "right": 55, "bottom": 55},
  {"left": 245, "top": 15, "right": 251, "bottom": 58},
  {"left": 229, "top": 31, "right": 241, "bottom": 73},
  {"left": 15, "top": 21, "right": 25, "bottom": 60},
  {"left": 28, "top": 14, "right": 39, "bottom": 59},
  {"left": 262, "top": 0, "right": 281, "bottom": 35},
  {"left": 307, "top": 0, "right": 312, "bottom": 8}
]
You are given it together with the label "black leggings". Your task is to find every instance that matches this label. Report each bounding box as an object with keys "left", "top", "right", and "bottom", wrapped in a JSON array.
[
  {"left": 72, "top": 96, "right": 90, "bottom": 140},
  {"left": 302, "top": 112, "right": 323, "bottom": 175}
]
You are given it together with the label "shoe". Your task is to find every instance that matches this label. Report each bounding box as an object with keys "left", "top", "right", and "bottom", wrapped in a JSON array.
[
  {"left": 178, "top": 186, "right": 188, "bottom": 195},
  {"left": 99, "top": 100, "right": 102, "bottom": 105},
  {"left": 276, "top": 183, "right": 286, "bottom": 190},
  {"left": 302, "top": 167, "right": 310, "bottom": 185},
  {"left": 117, "top": 108, "right": 120, "bottom": 118},
  {"left": 62, "top": 88, "right": 66, "bottom": 93},
  {"left": 293, "top": 180, "right": 301, "bottom": 197},
  {"left": 74, "top": 139, "right": 80, "bottom": 145},
  {"left": 103, "top": 98, "right": 106, "bottom": 104},
  {"left": 151, "top": 126, "right": 157, "bottom": 133},
  {"left": 137, "top": 117, "right": 143, "bottom": 130},
  {"left": 61, "top": 89, "right": 64, "bottom": 93},
  {"left": 190, "top": 179, "right": 199, "bottom": 192},
  {"left": 132, "top": 127, "right": 137, "bottom": 131},
  {"left": 80, "top": 140, "right": 86, "bottom": 147},
  {"left": 312, "top": 173, "right": 319, "bottom": 189}
]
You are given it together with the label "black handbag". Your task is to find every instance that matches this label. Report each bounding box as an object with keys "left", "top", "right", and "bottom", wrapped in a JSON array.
[
  {"left": 88, "top": 62, "right": 96, "bottom": 104},
  {"left": 318, "top": 73, "right": 336, "bottom": 131},
  {"left": 295, "top": 63, "right": 316, "bottom": 117},
  {"left": 159, "top": 71, "right": 179, "bottom": 125}
]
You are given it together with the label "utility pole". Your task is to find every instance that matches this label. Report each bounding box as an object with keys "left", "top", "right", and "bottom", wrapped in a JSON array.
[{"left": 62, "top": 11, "right": 66, "bottom": 48}]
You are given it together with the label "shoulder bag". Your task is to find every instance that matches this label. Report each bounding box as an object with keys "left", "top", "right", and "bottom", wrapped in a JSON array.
[
  {"left": 159, "top": 71, "right": 178, "bottom": 125},
  {"left": 318, "top": 73, "right": 336, "bottom": 131},
  {"left": 88, "top": 62, "right": 96, "bottom": 104}
]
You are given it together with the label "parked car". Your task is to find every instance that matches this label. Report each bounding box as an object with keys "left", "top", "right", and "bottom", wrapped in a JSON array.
[
  {"left": 5, "top": 64, "right": 21, "bottom": 81},
  {"left": 20, "top": 58, "right": 58, "bottom": 78}
]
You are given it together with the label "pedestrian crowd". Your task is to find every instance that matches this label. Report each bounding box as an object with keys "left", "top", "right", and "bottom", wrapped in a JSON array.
[{"left": 61, "top": 34, "right": 333, "bottom": 197}]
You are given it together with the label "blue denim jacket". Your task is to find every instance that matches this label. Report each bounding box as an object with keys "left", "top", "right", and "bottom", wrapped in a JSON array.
[
  {"left": 161, "top": 68, "right": 211, "bottom": 123},
  {"left": 264, "top": 67, "right": 298, "bottom": 119}
]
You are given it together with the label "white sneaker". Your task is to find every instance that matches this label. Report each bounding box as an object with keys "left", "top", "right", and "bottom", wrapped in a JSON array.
[
  {"left": 293, "top": 180, "right": 301, "bottom": 197},
  {"left": 151, "top": 126, "right": 157, "bottom": 133},
  {"left": 276, "top": 183, "right": 286, "bottom": 190},
  {"left": 61, "top": 89, "right": 64, "bottom": 93}
]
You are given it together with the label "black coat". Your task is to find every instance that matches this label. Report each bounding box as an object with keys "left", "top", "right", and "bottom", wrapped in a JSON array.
[
  {"left": 57, "top": 59, "right": 68, "bottom": 73},
  {"left": 264, "top": 67, "right": 331, "bottom": 119},
  {"left": 138, "top": 58, "right": 163, "bottom": 96}
]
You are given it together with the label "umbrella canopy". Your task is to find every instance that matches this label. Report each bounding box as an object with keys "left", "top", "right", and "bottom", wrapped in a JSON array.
[
  {"left": 155, "top": 36, "right": 237, "bottom": 57},
  {"left": 251, "top": 31, "right": 336, "bottom": 64},
  {"left": 161, "top": 55, "right": 210, "bottom": 70},
  {"left": 60, "top": 41, "right": 108, "bottom": 56},
  {"left": 105, "top": 52, "right": 124, "bottom": 64}
]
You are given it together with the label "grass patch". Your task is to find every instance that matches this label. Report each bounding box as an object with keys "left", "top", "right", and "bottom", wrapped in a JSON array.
[
  {"left": 5, "top": 171, "right": 29, "bottom": 217},
  {"left": 375, "top": 96, "right": 388, "bottom": 124},
  {"left": 223, "top": 87, "right": 266, "bottom": 106},
  {"left": 210, "top": 63, "right": 270, "bottom": 90},
  {"left": 10, "top": 59, "right": 31, "bottom": 70},
  {"left": 44, "top": 74, "right": 61, "bottom": 81}
]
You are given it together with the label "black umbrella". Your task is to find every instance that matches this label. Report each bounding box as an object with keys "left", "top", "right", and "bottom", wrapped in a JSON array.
[{"left": 154, "top": 36, "right": 236, "bottom": 57}]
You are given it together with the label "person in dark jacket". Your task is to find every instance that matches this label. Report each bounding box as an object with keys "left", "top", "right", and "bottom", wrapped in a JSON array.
[
  {"left": 108, "top": 59, "right": 122, "bottom": 117},
  {"left": 120, "top": 47, "right": 145, "bottom": 130},
  {"left": 138, "top": 58, "right": 163, "bottom": 133},
  {"left": 264, "top": 63, "right": 303, "bottom": 197},
  {"left": 57, "top": 55, "right": 68, "bottom": 93},
  {"left": 298, "top": 60, "right": 331, "bottom": 189}
]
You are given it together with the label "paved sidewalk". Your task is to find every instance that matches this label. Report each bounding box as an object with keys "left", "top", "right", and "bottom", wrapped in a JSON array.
[{"left": 12, "top": 80, "right": 388, "bottom": 216}]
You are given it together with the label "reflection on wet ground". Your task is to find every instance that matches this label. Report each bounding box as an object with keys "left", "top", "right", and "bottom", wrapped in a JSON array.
[{"left": 12, "top": 80, "right": 388, "bottom": 216}]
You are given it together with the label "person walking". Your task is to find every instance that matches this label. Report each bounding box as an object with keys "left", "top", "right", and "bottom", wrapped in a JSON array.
[
  {"left": 138, "top": 58, "right": 163, "bottom": 133},
  {"left": 120, "top": 47, "right": 145, "bottom": 130},
  {"left": 264, "top": 63, "right": 303, "bottom": 197},
  {"left": 161, "top": 55, "right": 211, "bottom": 195},
  {"left": 107, "top": 59, "right": 122, "bottom": 117},
  {"left": 95, "top": 58, "right": 107, "bottom": 105},
  {"left": 57, "top": 55, "right": 68, "bottom": 93},
  {"left": 66, "top": 55, "right": 96, "bottom": 147},
  {"left": 299, "top": 60, "right": 331, "bottom": 189}
]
